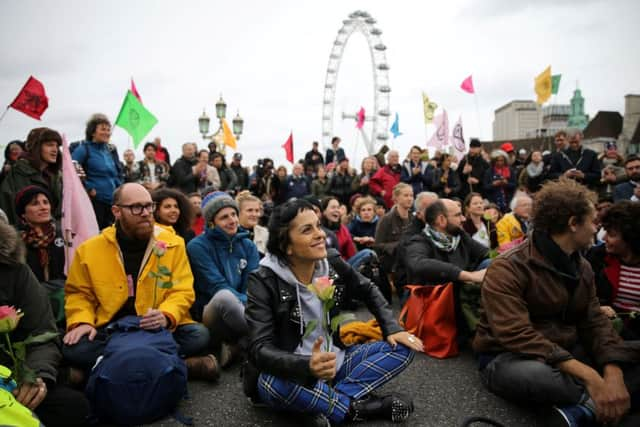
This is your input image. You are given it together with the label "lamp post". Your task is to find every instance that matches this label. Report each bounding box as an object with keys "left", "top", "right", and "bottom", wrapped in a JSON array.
[{"left": 198, "top": 94, "right": 244, "bottom": 155}]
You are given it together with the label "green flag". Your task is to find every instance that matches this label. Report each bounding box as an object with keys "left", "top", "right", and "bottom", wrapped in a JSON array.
[
  {"left": 115, "top": 91, "right": 158, "bottom": 148},
  {"left": 551, "top": 74, "right": 561, "bottom": 95}
]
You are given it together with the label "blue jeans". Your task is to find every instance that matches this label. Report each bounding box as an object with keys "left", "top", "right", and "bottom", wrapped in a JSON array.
[
  {"left": 347, "top": 249, "right": 376, "bottom": 271},
  {"left": 63, "top": 322, "right": 210, "bottom": 371}
]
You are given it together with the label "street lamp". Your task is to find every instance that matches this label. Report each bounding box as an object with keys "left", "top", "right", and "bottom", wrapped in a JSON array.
[{"left": 198, "top": 93, "right": 244, "bottom": 154}]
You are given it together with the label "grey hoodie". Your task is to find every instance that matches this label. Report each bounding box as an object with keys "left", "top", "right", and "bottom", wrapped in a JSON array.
[{"left": 260, "top": 253, "right": 346, "bottom": 371}]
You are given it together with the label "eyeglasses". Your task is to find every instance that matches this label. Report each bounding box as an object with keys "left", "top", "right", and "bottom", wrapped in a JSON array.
[{"left": 117, "top": 202, "right": 156, "bottom": 215}]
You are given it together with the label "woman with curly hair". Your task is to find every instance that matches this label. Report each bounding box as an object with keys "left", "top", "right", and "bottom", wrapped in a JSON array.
[
  {"left": 586, "top": 200, "right": 640, "bottom": 340},
  {"left": 152, "top": 187, "right": 195, "bottom": 243}
]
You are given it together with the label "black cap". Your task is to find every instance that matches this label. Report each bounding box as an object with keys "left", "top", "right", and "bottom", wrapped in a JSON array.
[{"left": 469, "top": 138, "right": 481, "bottom": 148}]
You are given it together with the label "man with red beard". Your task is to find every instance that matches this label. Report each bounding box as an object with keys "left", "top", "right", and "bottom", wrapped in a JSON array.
[{"left": 63, "top": 183, "right": 219, "bottom": 381}]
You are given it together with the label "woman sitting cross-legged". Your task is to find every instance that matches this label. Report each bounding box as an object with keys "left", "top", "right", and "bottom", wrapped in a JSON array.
[
  {"left": 244, "top": 199, "right": 422, "bottom": 426},
  {"left": 187, "top": 191, "right": 259, "bottom": 368}
]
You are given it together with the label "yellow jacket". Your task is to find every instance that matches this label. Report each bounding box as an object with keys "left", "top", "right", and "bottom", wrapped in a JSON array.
[
  {"left": 496, "top": 213, "right": 524, "bottom": 247},
  {"left": 65, "top": 224, "right": 195, "bottom": 331}
]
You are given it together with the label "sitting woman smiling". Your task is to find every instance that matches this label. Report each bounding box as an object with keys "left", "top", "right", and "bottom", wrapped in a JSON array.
[
  {"left": 152, "top": 188, "right": 195, "bottom": 243},
  {"left": 244, "top": 198, "right": 422, "bottom": 426}
]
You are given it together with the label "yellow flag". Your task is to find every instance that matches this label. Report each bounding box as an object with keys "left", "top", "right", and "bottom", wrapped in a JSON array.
[
  {"left": 422, "top": 92, "right": 438, "bottom": 124},
  {"left": 534, "top": 66, "right": 552, "bottom": 105},
  {"left": 222, "top": 118, "right": 237, "bottom": 149}
]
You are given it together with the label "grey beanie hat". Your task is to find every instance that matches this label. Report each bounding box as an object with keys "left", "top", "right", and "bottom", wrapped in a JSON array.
[{"left": 203, "top": 193, "right": 239, "bottom": 225}]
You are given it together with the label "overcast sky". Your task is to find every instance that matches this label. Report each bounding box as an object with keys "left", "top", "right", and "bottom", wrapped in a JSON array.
[{"left": 1, "top": 0, "right": 639, "bottom": 167}]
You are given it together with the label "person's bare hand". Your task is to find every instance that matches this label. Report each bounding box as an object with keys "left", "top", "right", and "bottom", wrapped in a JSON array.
[
  {"left": 468, "top": 177, "right": 479, "bottom": 185},
  {"left": 459, "top": 269, "right": 486, "bottom": 283},
  {"left": 13, "top": 378, "right": 47, "bottom": 410},
  {"left": 140, "top": 308, "right": 168, "bottom": 330},
  {"left": 88, "top": 189, "right": 97, "bottom": 198},
  {"left": 309, "top": 337, "right": 336, "bottom": 381},
  {"left": 600, "top": 305, "right": 617, "bottom": 319},
  {"left": 387, "top": 331, "right": 423, "bottom": 352},
  {"left": 585, "top": 366, "right": 630, "bottom": 425},
  {"left": 63, "top": 323, "right": 96, "bottom": 345}
]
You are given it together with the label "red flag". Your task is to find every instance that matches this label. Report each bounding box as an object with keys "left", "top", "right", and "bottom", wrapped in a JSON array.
[
  {"left": 460, "top": 75, "right": 475, "bottom": 94},
  {"left": 282, "top": 132, "right": 294, "bottom": 164},
  {"left": 356, "top": 107, "right": 365, "bottom": 129},
  {"left": 9, "top": 76, "right": 49, "bottom": 120},
  {"left": 131, "top": 78, "right": 143, "bottom": 103}
]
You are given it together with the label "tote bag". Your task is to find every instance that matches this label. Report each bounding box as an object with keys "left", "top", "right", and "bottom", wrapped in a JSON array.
[{"left": 399, "top": 284, "right": 458, "bottom": 358}]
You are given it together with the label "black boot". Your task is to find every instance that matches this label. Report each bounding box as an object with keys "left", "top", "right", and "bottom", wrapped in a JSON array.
[{"left": 348, "top": 393, "right": 414, "bottom": 423}]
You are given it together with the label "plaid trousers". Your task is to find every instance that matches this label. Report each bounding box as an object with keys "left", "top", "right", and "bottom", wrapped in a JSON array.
[{"left": 257, "top": 341, "right": 414, "bottom": 424}]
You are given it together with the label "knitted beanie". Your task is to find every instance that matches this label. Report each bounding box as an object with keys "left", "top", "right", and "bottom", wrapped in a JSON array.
[{"left": 202, "top": 192, "right": 238, "bottom": 225}]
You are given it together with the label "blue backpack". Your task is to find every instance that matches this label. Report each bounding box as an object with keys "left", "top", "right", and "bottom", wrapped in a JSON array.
[{"left": 85, "top": 316, "right": 188, "bottom": 426}]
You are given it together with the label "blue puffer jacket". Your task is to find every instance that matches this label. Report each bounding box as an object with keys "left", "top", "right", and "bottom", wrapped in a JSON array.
[
  {"left": 187, "top": 226, "right": 259, "bottom": 320},
  {"left": 72, "top": 141, "right": 123, "bottom": 204}
]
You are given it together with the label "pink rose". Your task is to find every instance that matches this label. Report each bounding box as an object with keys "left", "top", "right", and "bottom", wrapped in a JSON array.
[
  {"left": 153, "top": 241, "right": 168, "bottom": 257},
  {"left": 0, "top": 306, "right": 23, "bottom": 333},
  {"left": 308, "top": 276, "right": 335, "bottom": 302}
]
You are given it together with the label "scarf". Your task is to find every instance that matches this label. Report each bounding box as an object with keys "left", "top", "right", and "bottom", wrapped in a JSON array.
[
  {"left": 526, "top": 162, "right": 544, "bottom": 178},
  {"left": 423, "top": 224, "right": 460, "bottom": 252},
  {"left": 493, "top": 165, "right": 511, "bottom": 179},
  {"left": 20, "top": 220, "right": 56, "bottom": 281}
]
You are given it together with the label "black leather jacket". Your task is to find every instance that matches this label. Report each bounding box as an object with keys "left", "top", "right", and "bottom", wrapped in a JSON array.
[{"left": 245, "top": 249, "right": 403, "bottom": 390}]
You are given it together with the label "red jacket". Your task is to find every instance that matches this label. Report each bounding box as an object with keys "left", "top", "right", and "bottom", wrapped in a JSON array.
[
  {"left": 369, "top": 165, "right": 401, "bottom": 208},
  {"left": 335, "top": 224, "right": 356, "bottom": 260}
]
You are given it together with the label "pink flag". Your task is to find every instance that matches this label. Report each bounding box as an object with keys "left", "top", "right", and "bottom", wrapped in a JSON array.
[
  {"left": 62, "top": 136, "right": 99, "bottom": 274},
  {"left": 131, "top": 78, "right": 143, "bottom": 103},
  {"left": 427, "top": 110, "right": 449, "bottom": 149},
  {"left": 460, "top": 75, "right": 474, "bottom": 94},
  {"left": 356, "top": 107, "right": 365, "bottom": 129},
  {"left": 451, "top": 116, "right": 467, "bottom": 161}
]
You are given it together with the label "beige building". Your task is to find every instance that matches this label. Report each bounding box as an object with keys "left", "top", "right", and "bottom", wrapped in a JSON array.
[
  {"left": 492, "top": 100, "right": 542, "bottom": 141},
  {"left": 618, "top": 94, "right": 640, "bottom": 155}
]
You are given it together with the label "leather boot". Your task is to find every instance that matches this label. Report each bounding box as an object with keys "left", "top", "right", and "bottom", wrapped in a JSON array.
[
  {"left": 348, "top": 393, "right": 414, "bottom": 423},
  {"left": 185, "top": 354, "right": 220, "bottom": 381}
]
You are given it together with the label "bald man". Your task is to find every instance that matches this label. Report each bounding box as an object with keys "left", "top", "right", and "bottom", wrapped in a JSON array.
[{"left": 63, "top": 183, "right": 219, "bottom": 380}]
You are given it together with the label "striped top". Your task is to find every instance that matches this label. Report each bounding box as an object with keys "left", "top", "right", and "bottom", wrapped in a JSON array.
[{"left": 612, "top": 264, "right": 640, "bottom": 312}]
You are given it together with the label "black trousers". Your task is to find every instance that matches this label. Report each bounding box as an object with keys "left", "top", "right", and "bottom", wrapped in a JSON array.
[
  {"left": 91, "top": 198, "right": 114, "bottom": 230},
  {"left": 35, "top": 384, "right": 90, "bottom": 427}
]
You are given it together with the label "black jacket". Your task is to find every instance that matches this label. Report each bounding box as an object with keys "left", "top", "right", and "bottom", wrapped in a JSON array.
[
  {"left": 0, "top": 222, "right": 61, "bottom": 385},
  {"left": 457, "top": 154, "right": 489, "bottom": 199},
  {"left": 405, "top": 230, "right": 488, "bottom": 285},
  {"left": 245, "top": 249, "right": 402, "bottom": 388},
  {"left": 548, "top": 147, "right": 601, "bottom": 188},
  {"left": 169, "top": 156, "right": 198, "bottom": 194}
]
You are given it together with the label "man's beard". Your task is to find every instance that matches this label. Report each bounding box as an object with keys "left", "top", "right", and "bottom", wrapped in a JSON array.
[
  {"left": 121, "top": 218, "right": 154, "bottom": 241},
  {"left": 445, "top": 223, "right": 462, "bottom": 236}
]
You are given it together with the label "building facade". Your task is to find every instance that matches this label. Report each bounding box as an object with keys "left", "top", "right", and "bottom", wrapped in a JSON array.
[
  {"left": 541, "top": 104, "right": 570, "bottom": 137},
  {"left": 492, "top": 100, "right": 542, "bottom": 141}
]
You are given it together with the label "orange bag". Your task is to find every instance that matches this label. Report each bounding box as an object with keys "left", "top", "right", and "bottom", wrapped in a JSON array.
[{"left": 399, "top": 284, "right": 459, "bottom": 358}]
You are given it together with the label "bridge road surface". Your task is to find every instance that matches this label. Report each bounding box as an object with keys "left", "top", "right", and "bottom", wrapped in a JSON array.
[{"left": 116, "top": 304, "right": 549, "bottom": 427}]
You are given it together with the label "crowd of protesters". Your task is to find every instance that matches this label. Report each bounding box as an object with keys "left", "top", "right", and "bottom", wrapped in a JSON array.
[{"left": 0, "top": 113, "right": 639, "bottom": 426}]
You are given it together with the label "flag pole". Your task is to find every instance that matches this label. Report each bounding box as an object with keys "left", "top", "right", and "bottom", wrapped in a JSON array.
[
  {"left": 0, "top": 106, "right": 10, "bottom": 125},
  {"left": 473, "top": 93, "right": 483, "bottom": 139}
]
